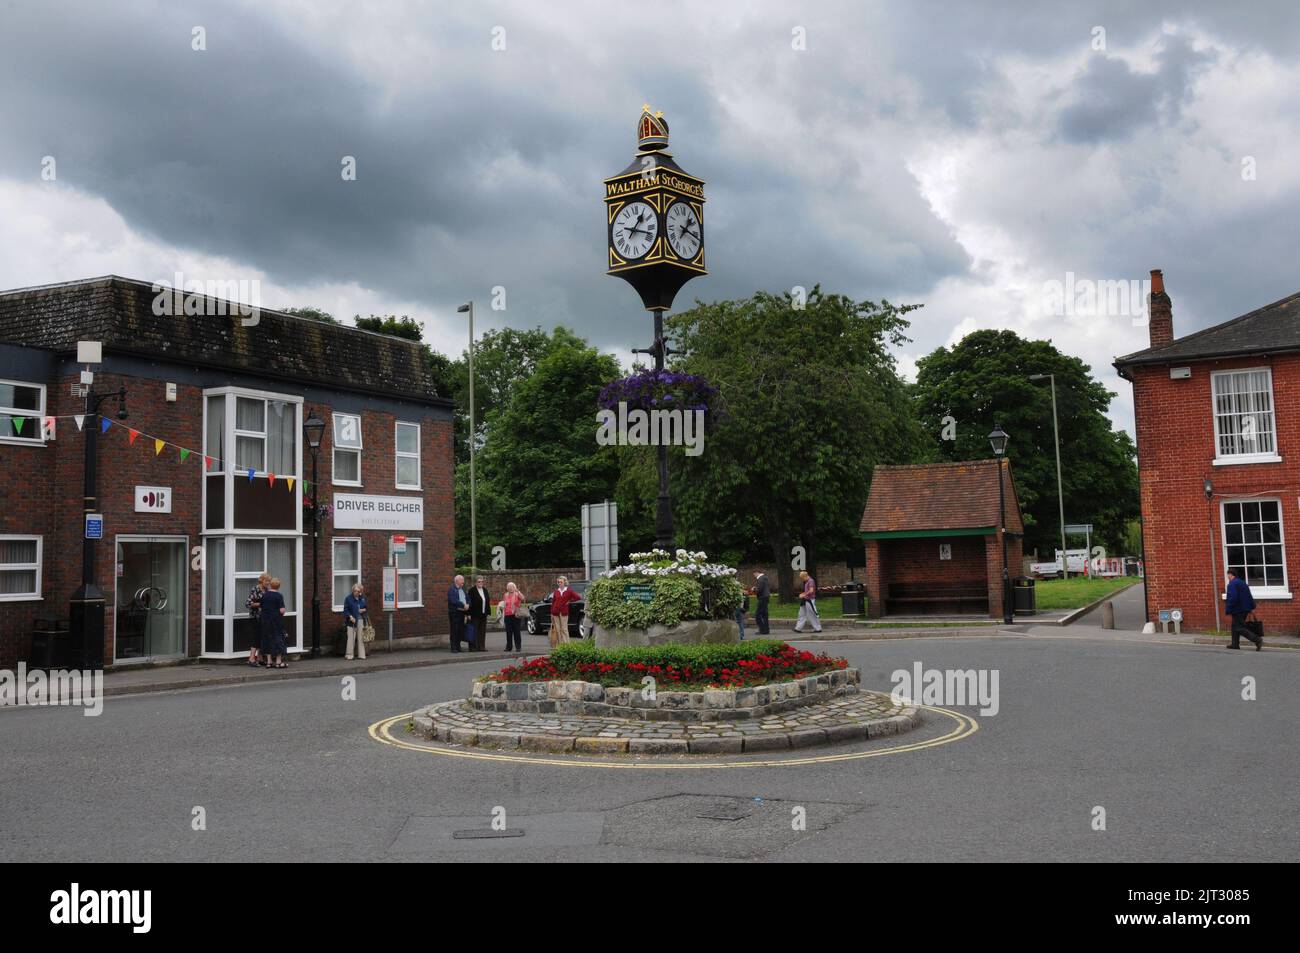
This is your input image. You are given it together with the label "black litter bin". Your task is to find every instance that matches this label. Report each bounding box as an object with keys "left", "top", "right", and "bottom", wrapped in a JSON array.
[
  {"left": 1013, "top": 576, "right": 1036, "bottom": 615},
  {"left": 29, "top": 617, "right": 70, "bottom": 669},
  {"left": 841, "top": 582, "right": 865, "bottom": 617}
]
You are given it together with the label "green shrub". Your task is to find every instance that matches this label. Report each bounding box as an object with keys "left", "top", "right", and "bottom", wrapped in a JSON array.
[
  {"left": 550, "top": 638, "right": 787, "bottom": 670},
  {"left": 586, "top": 574, "right": 744, "bottom": 627}
]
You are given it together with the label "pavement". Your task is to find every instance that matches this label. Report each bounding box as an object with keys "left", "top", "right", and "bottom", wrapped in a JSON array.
[{"left": 3, "top": 599, "right": 1298, "bottom": 861}]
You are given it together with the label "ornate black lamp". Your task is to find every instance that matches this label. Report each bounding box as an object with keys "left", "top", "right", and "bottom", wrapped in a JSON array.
[{"left": 303, "top": 410, "right": 327, "bottom": 657}]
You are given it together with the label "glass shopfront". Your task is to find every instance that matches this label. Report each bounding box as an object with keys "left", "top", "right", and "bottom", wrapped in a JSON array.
[{"left": 114, "top": 537, "right": 187, "bottom": 661}]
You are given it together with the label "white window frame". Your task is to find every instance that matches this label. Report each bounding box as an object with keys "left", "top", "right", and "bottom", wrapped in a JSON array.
[
  {"left": 0, "top": 534, "right": 42, "bottom": 601},
  {"left": 0, "top": 379, "right": 46, "bottom": 447},
  {"left": 395, "top": 421, "right": 421, "bottom": 490},
  {"left": 1211, "top": 367, "right": 1282, "bottom": 466},
  {"left": 332, "top": 537, "right": 362, "bottom": 611},
  {"left": 396, "top": 537, "right": 422, "bottom": 607},
  {"left": 1220, "top": 497, "right": 1291, "bottom": 600},
  {"left": 234, "top": 395, "right": 268, "bottom": 474},
  {"left": 332, "top": 412, "right": 363, "bottom": 487}
]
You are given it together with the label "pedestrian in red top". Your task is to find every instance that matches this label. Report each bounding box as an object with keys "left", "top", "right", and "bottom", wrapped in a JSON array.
[{"left": 549, "top": 575, "right": 579, "bottom": 648}]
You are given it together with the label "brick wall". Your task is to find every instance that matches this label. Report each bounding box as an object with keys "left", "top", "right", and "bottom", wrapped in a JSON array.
[
  {"left": 0, "top": 367, "right": 453, "bottom": 667},
  {"left": 1131, "top": 353, "right": 1300, "bottom": 633},
  {"left": 862, "top": 533, "right": 1021, "bottom": 618}
]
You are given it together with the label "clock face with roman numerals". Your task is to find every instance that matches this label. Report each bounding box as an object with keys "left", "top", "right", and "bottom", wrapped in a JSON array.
[
  {"left": 612, "top": 201, "right": 658, "bottom": 259},
  {"left": 665, "top": 201, "right": 701, "bottom": 259}
]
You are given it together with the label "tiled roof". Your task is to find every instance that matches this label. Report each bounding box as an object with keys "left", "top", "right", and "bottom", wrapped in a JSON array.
[
  {"left": 0, "top": 275, "right": 449, "bottom": 405},
  {"left": 860, "top": 459, "right": 1023, "bottom": 534},
  {"left": 1114, "top": 290, "right": 1300, "bottom": 371}
]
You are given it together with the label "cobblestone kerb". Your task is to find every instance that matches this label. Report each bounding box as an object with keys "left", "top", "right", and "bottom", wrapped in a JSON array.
[
  {"left": 412, "top": 687, "right": 921, "bottom": 756},
  {"left": 470, "top": 669, "right": 860, "bottom": 721}
]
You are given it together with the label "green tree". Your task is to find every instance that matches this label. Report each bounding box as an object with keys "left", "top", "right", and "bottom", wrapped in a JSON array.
[
  {"left": 459, "top": 341, "right": 622, "bottom": 567},
  {"left": 653, "top": 287, "right": 926, "bottom": 598},
  {"left": 280, "top": 306, "right": 337, "bottom": 323},
  {"left": 912, "top": 329, "right": 1138, "bottom": 555}
]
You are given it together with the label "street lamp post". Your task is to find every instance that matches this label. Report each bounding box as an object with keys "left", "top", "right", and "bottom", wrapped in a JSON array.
[
  {"left": 69, "top": 376, "right": 127, "bottom": 670},
  {"left": 303, "top": 410, "right": 327, "bottom": 657},
  {"left": 457, "top": 302, "right": 477, "bottom": 575},
  {"left": 989, "top": 424, "right": 1013, "bottom": 624},
  {"left": 1029, "top": 373, "right": 1067, "bottom": 574},
  {"left": 1205, "top": 477, "right": 1218, "bottom": 631}
]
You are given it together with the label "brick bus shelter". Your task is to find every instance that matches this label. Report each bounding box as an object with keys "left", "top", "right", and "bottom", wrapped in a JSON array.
[{"left": 859, "top": 460, "right": 1024, "bottom": 618}]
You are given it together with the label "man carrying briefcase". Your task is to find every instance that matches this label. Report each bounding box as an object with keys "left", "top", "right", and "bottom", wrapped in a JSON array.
[{"left": 1224, "top": 569, "right": 1263, "bottom": 651}]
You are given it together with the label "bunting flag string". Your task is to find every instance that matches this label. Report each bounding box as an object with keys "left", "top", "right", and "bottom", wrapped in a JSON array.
[{"left": 79, "top": 416, "right": 301, "bottom": 492}]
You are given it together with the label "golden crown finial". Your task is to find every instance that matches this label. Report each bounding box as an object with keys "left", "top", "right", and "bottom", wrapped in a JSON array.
[
  {"left": 642, "top": 103, "right": 652, "bottom": 113},
  {"left": 655, "top": 110, "right": 663, "bottom": 118}
]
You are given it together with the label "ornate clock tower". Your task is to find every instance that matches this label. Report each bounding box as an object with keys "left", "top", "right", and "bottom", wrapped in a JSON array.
[
  {"left": 604, "top": 105, "right": 707, "bottom": 310},
  {"left": 604, "top": 105, "right": 707, "bottom": 551}
]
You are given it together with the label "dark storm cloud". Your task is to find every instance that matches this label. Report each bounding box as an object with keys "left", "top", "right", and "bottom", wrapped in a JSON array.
[
  {"left": 1057, "top": 34, "right": 1216, "bottom": 143},
  {"left": 1, "top": 0, "right": 1299, "bottom": 367}
]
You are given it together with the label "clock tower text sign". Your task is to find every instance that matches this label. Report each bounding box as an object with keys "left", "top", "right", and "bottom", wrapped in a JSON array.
[{"left": 333, "top": 493, "right": 424, "bottom": 531}]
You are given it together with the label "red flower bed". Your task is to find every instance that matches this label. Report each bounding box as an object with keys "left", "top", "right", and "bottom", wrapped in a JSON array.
[{"left": 486, "top": 643, "right": 846, "bottom": 691}]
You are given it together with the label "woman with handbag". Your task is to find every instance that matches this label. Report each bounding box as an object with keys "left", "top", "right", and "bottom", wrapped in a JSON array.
[
  {"left": 344, "top": 583, "right": 370, "bottom": 660},
  {"left": 502, "top": 582, "right": 526, "bottom": 652}
]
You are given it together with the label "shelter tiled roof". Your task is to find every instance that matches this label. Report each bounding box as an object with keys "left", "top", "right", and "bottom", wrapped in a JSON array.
[{"left": 860, "top": 459, "right": 1023, "bottom": 535}]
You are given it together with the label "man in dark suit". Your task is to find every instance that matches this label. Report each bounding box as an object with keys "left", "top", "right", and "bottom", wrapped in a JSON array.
[
  {"left": 1225, "top": 569, "right": 1262, "bottom": 650},
  {"left": 468, "top": 575, "right": 492, "bottom": 652},
  {"left": 753, "top": 571, "right": 771, "bottom": 635},
  {"left": 447, "top": 574, "right": 470, "bottom": 652}
]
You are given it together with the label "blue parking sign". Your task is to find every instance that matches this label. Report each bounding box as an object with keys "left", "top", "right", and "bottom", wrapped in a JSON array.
[{"left": 85, "top": 514, "right": 103, "bottom": 539}]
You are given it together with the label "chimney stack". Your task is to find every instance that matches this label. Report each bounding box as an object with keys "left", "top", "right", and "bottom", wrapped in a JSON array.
[{"left": 1148, "top": 268, "right": 1173, "bottom": 347}]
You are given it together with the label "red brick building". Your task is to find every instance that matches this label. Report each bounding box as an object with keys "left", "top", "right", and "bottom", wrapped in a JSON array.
[
  {"left": 860, "top": 460, "right": 1024, "bottom": 618},
  {"left": 0, "top": 276, "right": 455, "bottom": 668},
  {"left": 1116, "top": 270, "right": 1300, "bottom": 633}
]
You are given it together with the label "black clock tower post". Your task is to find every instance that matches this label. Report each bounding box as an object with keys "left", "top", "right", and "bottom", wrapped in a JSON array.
[{"left": 604, "top": 105, "right": 707, "bottom": 551}]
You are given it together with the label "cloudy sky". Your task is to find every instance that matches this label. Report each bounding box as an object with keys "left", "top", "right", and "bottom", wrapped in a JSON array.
[{"left": 4, "top": 0, "right": 1300, "bottom": 433}]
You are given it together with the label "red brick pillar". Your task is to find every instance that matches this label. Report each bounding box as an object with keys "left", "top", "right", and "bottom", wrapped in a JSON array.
[
  {"left": 864, "top": 540, "right": 883, "bottom": 618},
  {"left": 985, "top": 534, "right": 1003, "bottom": 619}
]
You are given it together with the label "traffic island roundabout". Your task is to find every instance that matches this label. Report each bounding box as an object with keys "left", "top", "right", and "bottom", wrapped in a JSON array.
[
  {"left": 370, "top": 635, "right": 976, "bottom": 768},
  {"left": 411, "top": 680, "right": 920, "bottom": 756}
]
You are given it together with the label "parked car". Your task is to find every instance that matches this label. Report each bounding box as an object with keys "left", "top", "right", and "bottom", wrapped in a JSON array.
[{"left": 525, "top": 580, "right": 590, "bottom": 639}]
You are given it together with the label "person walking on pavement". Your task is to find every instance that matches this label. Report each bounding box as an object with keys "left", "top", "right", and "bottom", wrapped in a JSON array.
[
  {"left": 447, "top": 574, "right": 472, "bottom": 652},
  {"left": 259, "top": 577, "right": 289, "bottom": 668},
  {"left": 468, "top": 575, "right": 491, "bottom": 652},
  {"left": 549, "top": 575, "right": 579, "bottom": 649},
  {"left": 793, "top": 570, "right": 822, "bottom": 634},
  {"left": 753, "top": 571, "right": 771, "bottom": 635},
  {"left": 1225, "top": 569, "right": 1263, "bottom": 650},
  {"left": 735, "top": 588, "right": 749, "bottom": 640},
  {"left": 343, "top": 583, "right": 369, "bottom": 660}
]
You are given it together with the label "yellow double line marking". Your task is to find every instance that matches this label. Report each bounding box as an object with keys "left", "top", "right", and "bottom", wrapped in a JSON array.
[{"left": 367, "top": 705, "right": 979, "bottom": 770}]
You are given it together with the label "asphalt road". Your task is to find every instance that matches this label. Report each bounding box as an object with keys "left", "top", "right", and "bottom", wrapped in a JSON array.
[{"left": 2, "top": 632, "right": 1296, "bottom": 862}]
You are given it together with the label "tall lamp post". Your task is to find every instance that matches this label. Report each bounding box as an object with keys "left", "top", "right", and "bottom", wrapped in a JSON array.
[
  {"left": 69, "top": 355, "right": 127, "bottom": 670},
  {"left": 457, "top": 301, "right": 477, "bottom": 575},
  {"left": 1205, "top": 477, "right": 1217, "bottom": 631},
  {"left": 988, "top": 423, "right": 1013, "bottom": 624},
  {"left": 303, "top": 410, "right": 326, "bottom": 657},
  {"left": 1028, "top": 373, "right": 1067, "bottom": 573}
]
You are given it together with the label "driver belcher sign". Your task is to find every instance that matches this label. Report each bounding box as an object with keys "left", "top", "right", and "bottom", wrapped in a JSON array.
[{"left": 333, "top": 493, "right": 424, "bottom": 531}]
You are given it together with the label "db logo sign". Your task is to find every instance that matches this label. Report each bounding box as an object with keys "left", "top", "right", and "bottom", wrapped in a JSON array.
[{"left": 134, "top": 486, "right": 172, "bottom": 513}]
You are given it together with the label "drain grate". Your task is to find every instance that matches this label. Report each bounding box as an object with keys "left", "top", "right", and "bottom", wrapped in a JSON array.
[{"left": 451, "top": 829, "right": 525, "bottom": 840}]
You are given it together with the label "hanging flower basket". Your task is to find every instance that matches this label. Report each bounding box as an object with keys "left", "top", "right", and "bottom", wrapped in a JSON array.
[
  {"left": 303, "top": 495, "right": 333, "bottom": 522},
  {"left": 597, "top": 370, "right": 722, "bottom": 422}
]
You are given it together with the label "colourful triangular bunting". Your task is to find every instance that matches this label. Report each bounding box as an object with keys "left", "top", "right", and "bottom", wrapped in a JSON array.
[
  {"left": 154, "top": 439, "right": 164, "bottom": 455},
  {"left": 247, "top": 468, "right": 255, "bottom": 482},
  {"left": 204, "top": 455, "right": 213, "bottom": 470},
  {"left": 267, "top": 473, "right": 276, "bottom": 488},
  {"left": 74, "top": 415, "right": 85, "bottom": 431},
  {"left": 128, "top": 429, "right": 139, "bottom": 445},
  {"left": 12, "top": 417, "right": 25, "bottom": 435},
  {"left": 286, "top": 476, "right": 295, "bottom": 493},
  {"left": 179, "top": 448, "right": 190, "bottom": 463},
  {"left": 100, "top": 417, "right": 111, "bottom": 433}
]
